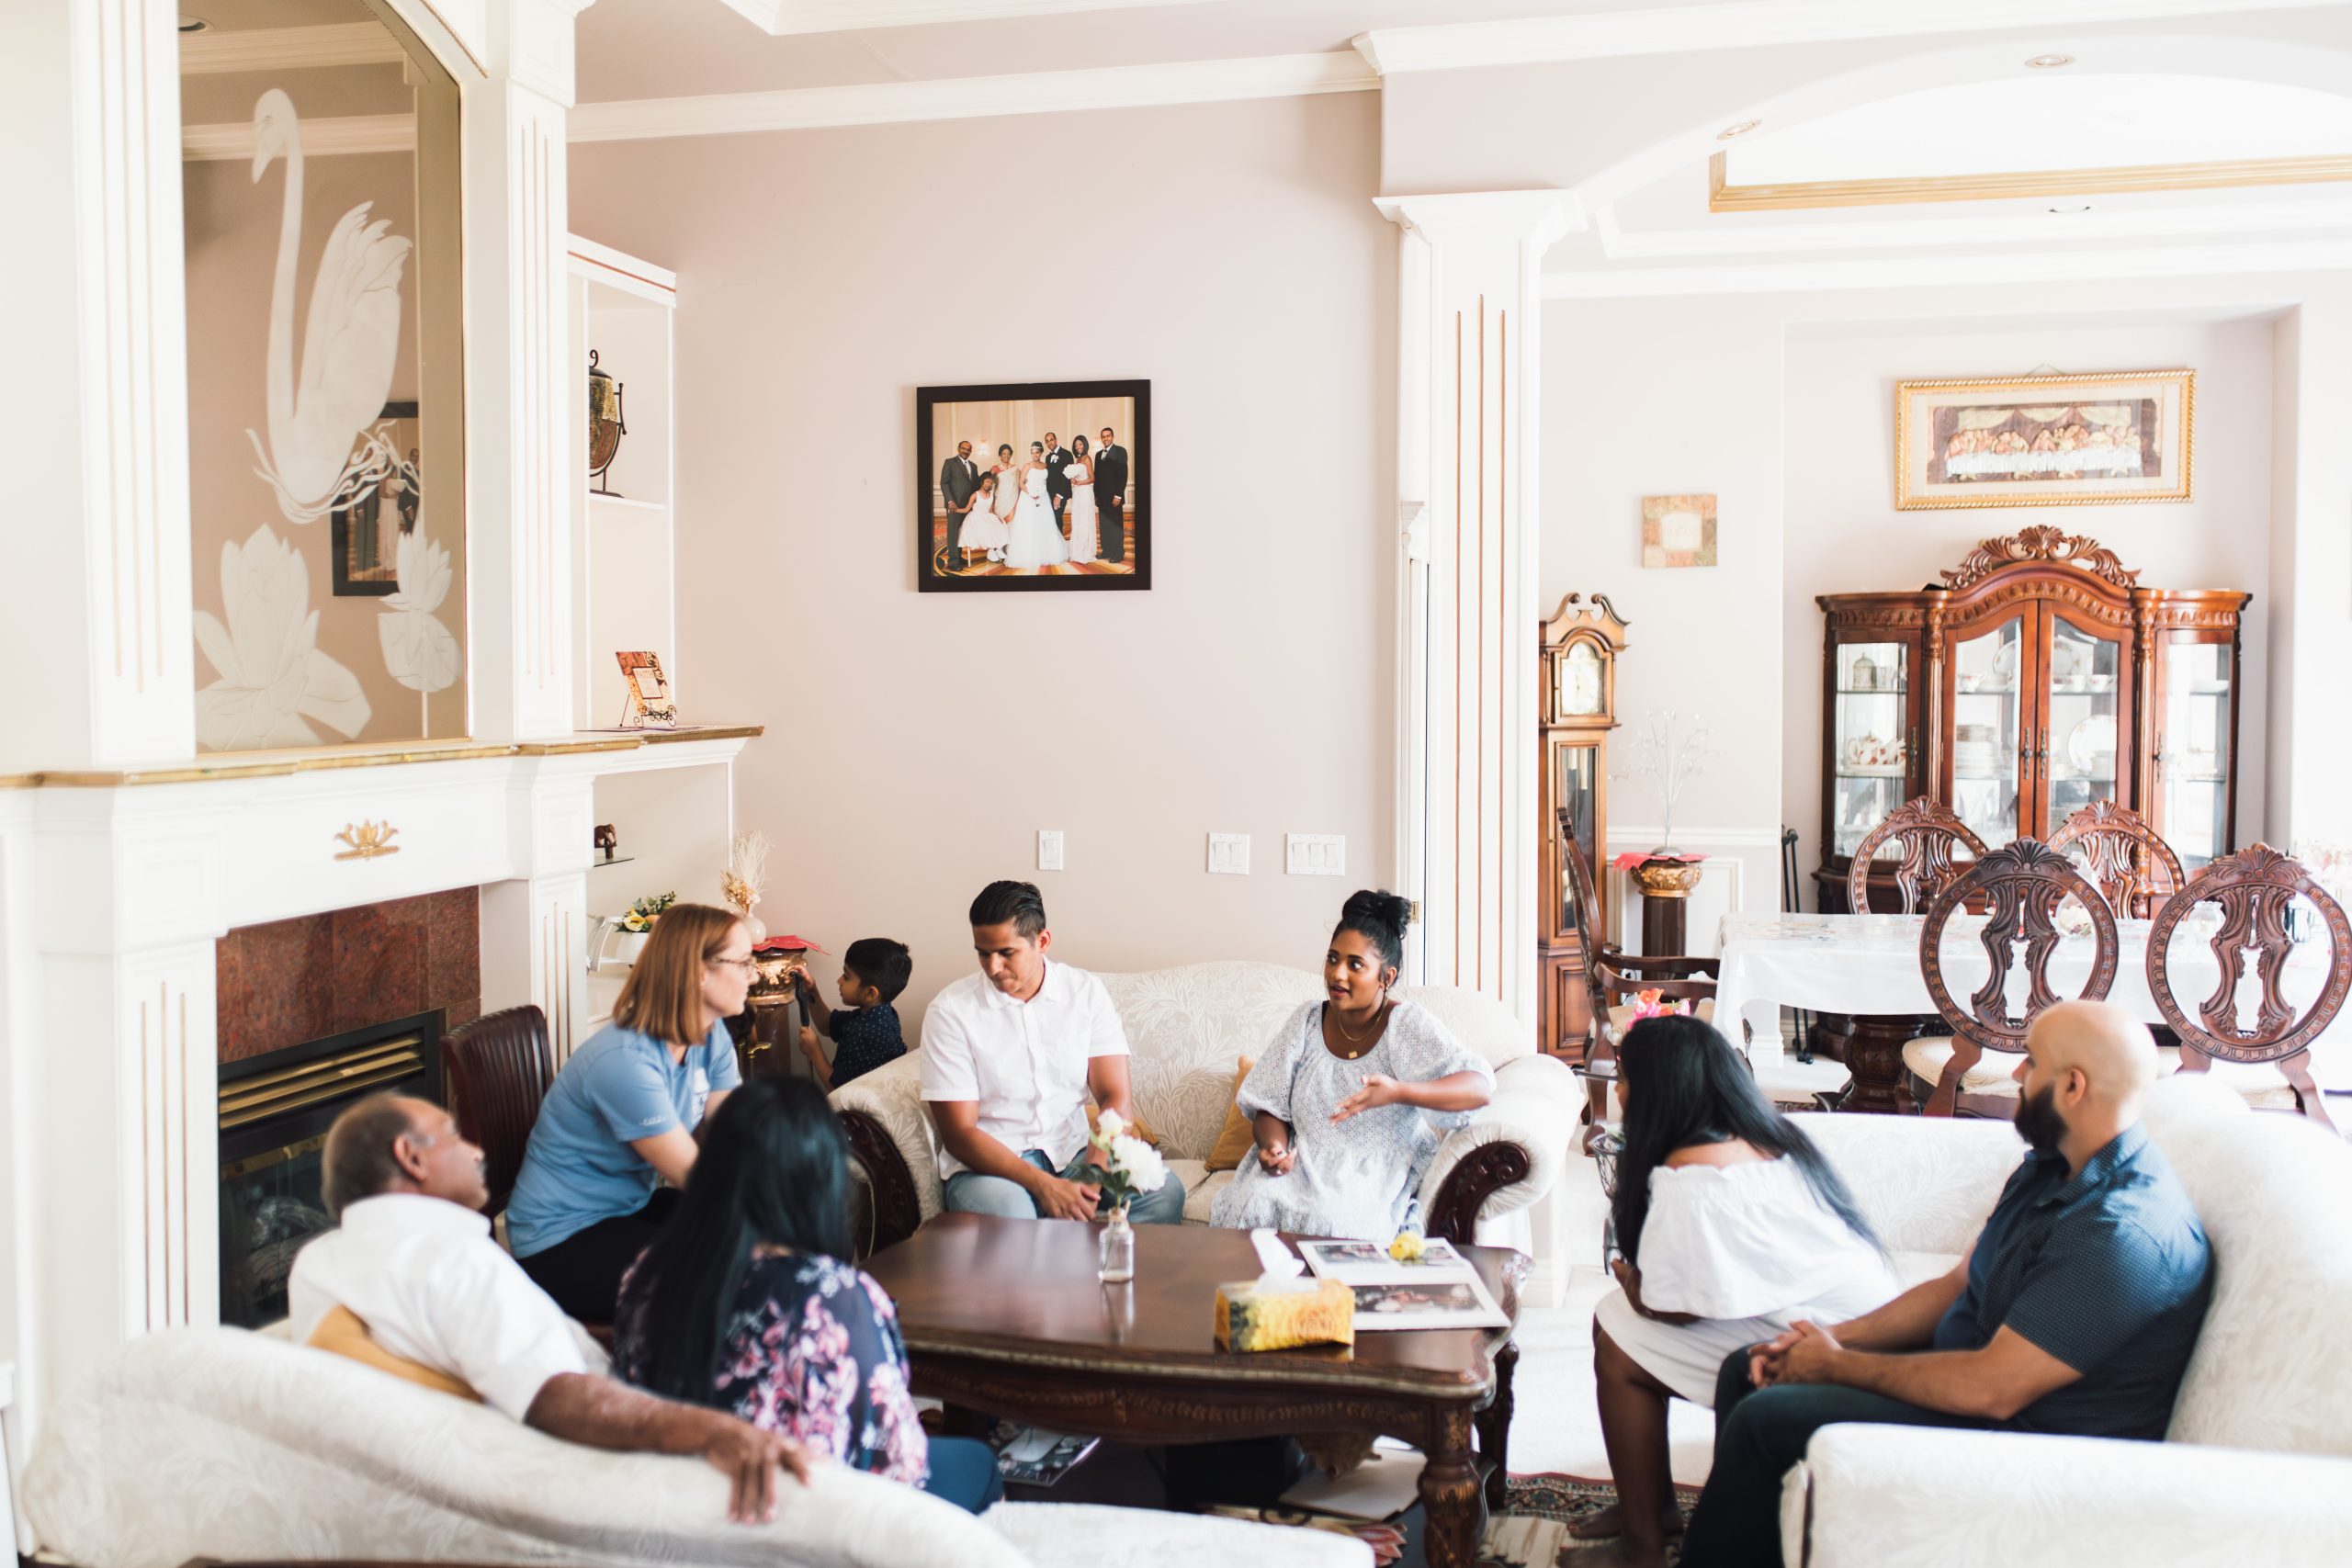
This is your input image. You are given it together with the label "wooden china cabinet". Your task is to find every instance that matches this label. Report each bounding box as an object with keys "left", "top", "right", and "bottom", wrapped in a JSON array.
[
  {"left": 1538, "top": 592, "right": 1630, "bottom": 1058},
  {"left": 1815, "top": 527, "right": 2248, "bottom": 911}
]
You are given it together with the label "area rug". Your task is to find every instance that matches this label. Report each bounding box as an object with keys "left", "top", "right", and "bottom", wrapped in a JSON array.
[{"left": 1483, "top": 1472, "right": 1702, "bottom": 1566}]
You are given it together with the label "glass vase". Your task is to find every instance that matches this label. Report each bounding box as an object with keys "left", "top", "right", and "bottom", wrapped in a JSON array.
[{"left": 1097, "top": 1202, "right": 1135, "bottom": 1283}]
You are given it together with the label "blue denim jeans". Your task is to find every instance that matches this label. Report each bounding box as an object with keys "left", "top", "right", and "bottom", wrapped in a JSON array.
[{"left": 944, "top": 1148, "right": 1187, "bottom": 1224}]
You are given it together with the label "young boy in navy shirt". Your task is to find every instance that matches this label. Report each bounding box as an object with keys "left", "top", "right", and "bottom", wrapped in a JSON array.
[{"left": 794, "top": 938, "right": 912, "bottom": 1090}]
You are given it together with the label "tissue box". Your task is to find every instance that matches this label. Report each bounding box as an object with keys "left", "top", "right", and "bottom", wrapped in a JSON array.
[{"left": 1215, "top": 1277, "right": 1354, "bottom": 1352}]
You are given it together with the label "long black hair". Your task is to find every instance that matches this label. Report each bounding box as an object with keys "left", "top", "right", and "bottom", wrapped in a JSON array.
[
  {"left": 1333, "top": 888, "right": 1412, "bottom": 972},
  {"left": 1610, "top": 1014, "right": 1882, "bottom": 1264},
  {"left": 625, "top": 1077, "right": 855, "bottom": 1406}
]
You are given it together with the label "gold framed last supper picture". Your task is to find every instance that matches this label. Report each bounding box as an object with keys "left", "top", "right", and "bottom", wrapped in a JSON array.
[
  {"left": 916, "top": 379, "right": 1149, "bottom": 592},
  {"left": 1894, "top": 368, "right": 2193, "bottom": 512}
]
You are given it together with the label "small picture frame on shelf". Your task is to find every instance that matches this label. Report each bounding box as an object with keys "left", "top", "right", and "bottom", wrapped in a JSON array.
[{"left": 615, "top": 650, "right": 677, "bottom": 729}]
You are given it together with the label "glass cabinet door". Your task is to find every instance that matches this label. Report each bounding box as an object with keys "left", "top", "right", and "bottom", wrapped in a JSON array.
[
  {"left": 1829, "top": 639, "right": 1914, "bottom": 858},
  {"left": 2154, "top": 636, "right": 2233, "bottom": 870},
  {"left": 1949, "top": 615, "right": 2028, "bottom": 846},
  {"left": 2042, "top": 612, "right": 2126, "bottom": 836}
]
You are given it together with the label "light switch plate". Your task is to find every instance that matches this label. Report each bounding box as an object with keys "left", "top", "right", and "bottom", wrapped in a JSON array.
[
  {"left": 1285, "top": 833, "right": 1345, "bottom": 875},
  {"left": 1037, "top": 829, "right": 1064, "bottom": 872},
  {"left": 1207, "top": 833, "right": 1250, "bottom": 874}
]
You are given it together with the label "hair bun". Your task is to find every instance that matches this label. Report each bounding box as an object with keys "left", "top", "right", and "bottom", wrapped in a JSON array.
[{"left": 1341, "top": 889, "right": 1411, "bottom": 941}]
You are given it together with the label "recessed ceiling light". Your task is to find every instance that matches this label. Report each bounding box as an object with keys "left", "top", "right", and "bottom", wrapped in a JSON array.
[
  {"left": 1716, "top": 119, "right": 1763, "bottom": 141},
  {"left": 178, "top": 15, "right": 209, "bottom": 31},
  {"left": 2025, "top": 52, "right": 2075, "bottom": 69}
]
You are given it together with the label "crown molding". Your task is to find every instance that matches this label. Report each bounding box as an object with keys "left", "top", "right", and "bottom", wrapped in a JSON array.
[
  {"left": 181, "top": 114, "right": 416, "bottom": 161},
  {"left": 177, "top": 21, "right": 406, "bottom": 74},
  {"left": 568, "top": 50, "right": 1375, "bottom": 141},
  {"left": 1353, "top": 0, "right": 2346, "bottom": 75},
  {"left": 1543, "top": 236, "right": 2352, "bottom": 297},
  {"left": 717, "top": 0, "right": 1221, "bottom": 34}
]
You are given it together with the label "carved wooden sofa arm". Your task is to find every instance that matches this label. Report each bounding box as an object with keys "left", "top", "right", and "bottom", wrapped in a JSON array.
[{"left": 1419, "top": 1054, "right": 1578, "bottom": 1247}]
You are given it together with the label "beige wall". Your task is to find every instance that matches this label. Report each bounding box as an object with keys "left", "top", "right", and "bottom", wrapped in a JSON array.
[
  {"left": 570, "top": 93, "right": 1396, "bottom": 1020},
  {"left": 184, "top": 118, "right": 465, "bottom": 744},
  {"left": 1544, "top": 274, "right": 2338, "bottom": 924}
]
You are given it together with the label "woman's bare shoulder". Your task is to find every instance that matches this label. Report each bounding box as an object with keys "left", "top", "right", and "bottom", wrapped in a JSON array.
[{"left": 1661, "top": 1139, "right": 1772, "bottom": 1169}]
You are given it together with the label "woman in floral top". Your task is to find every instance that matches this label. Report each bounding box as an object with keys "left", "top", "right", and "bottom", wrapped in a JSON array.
[{"left": 614, "top": 1078, "right": 1002, "bottom": 1513}]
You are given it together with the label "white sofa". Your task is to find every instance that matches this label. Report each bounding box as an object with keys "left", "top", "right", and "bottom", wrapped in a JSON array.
[
  {"left": 23, "top": 1327, "right": 1370, "bottom": 1568},
  {"left": 831, "top": 961, "right": 1581, "bottom": 1252},
  {"left": 1781, "top": 1077, "right": 2352, "bottom": 1568}
]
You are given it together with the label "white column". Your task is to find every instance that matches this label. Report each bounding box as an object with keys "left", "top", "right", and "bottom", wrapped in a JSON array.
[
  {"left": 0, "top": 0, "right": 195, "bottom": 773},
  {"left": 481, "top": 758, "right": 596, "bottom": 1058},
  {"left": 17, "top": 791, "right": 220, "bottom": 1454},
  {"left": 1377, "top": 194, "right": 1575, "bottom": 1032},
  {"left": 463, "top": 0, "right": 593, "bottom": 742}
]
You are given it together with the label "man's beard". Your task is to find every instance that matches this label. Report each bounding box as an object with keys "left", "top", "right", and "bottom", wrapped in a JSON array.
[{"left": 2014, "top": 1081, "right": 2066, "bottom": 1152}]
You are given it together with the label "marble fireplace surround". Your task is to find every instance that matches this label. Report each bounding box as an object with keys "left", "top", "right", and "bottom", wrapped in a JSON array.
[{"left": 217, "top": 890, "right": 483, "bottom": 1065}]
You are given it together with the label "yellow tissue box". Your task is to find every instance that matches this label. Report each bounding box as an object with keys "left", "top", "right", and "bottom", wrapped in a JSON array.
[{"left": 1215, "top": 1277, "right": 1355, "bottom": 1352}]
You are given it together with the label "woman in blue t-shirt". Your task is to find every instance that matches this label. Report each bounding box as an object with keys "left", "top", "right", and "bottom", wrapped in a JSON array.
[{"left": 506, "top": 902, "right": 751, "bottom": 1320}]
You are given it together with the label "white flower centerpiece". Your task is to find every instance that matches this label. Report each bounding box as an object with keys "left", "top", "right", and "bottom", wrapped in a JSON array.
[{"left": 1076, "top": 1109, "right": 1168, "bottom": 1282}]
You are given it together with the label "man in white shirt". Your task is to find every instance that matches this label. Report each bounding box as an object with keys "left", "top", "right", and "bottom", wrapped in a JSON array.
[
  {"left": 289, "top": 1094, "right": 810, "bottom": 1522},
  {"left": 922, "top": 880, "right": 1185, "bottom": 1224}
]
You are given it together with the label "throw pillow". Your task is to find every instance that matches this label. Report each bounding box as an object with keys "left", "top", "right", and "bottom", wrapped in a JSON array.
[
  {"left": 1204, "top": 1056, "right": 1258, "bottom": 1172},
  {"left": 306, "top": 1304, "right": 481, "bottom": 1402}
]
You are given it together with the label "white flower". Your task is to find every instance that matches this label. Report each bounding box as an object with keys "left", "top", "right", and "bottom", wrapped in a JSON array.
[
  {"left": 1107, "top": 1134, "right": 1168, "bottom": 1193},
  {"left": 378, "top": 525, "right": 459, "bottom": 694},
  {"left": 193, "top": 524, "right": 372, "bottom": 750},
  {"left": 1094, "top": 1108, "right": 1125, "bottom": 1142}
]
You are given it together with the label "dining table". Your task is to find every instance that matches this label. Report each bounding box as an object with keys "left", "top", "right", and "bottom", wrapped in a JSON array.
[{"left": 1714, "top": 911, "right": 2347, "bottom": 1113}]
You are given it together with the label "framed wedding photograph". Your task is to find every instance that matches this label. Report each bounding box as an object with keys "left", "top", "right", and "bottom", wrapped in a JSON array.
[
  {"left": 915, "top": 378, "right": 1150, "bottom": 592},
  {"left": 1894, "top": 369, "right": 2193, "bottom": 511}
]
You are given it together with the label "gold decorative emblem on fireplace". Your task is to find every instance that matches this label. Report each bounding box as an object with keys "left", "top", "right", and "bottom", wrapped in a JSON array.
[{"left": 334, "top": 820, "right": 401, "bottom": 859}]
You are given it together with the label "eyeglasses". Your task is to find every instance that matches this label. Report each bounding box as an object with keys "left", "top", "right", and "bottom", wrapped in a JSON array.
[{"left": 707, "top": 955, "right": 758, "bottom": 974}]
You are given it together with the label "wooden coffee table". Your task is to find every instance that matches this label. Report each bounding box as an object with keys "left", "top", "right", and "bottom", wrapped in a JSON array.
[{"left": 864, "top": 1213, "right": 1525, "bottom": 1568}]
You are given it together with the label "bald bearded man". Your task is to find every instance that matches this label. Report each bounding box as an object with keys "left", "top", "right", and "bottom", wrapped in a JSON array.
[{"left": 1675, "top": 1001, "right": 2213, "bottom": 1568}]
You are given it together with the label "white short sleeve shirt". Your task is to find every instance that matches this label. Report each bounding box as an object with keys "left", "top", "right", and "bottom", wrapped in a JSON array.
[
  {"left": 919, "top": 961, "right": 1129, "bottom": 1179},
  {"left": 288, "top": 1193, "right": 608, "bottom": 1421}
]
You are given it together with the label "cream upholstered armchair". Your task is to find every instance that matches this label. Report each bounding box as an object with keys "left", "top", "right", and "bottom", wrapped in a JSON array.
[
  {"left": 24, "top": 1328, "right": 1372, "bottom": 1568},
  {"left": 1781, "top": 1076, "right": 2352, "bottom": 1568},
  {"left": 831, "top": 960, "right": 1580, "bottom": 1255}
]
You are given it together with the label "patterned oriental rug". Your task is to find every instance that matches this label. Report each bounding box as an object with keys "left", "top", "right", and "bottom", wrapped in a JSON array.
[{"left": 1483, "top": 1472, "right": 1702, "bottom": 1564}]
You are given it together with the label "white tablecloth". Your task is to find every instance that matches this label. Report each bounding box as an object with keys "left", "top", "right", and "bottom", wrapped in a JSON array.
[{"left": 1714, "top": 913, "right": 2345, "bottom": 1092}]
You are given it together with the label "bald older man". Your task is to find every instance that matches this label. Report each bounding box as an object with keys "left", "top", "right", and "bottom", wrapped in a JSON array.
[{"left": 1676, "top": 1002, "right": 2213, "bottom": 1568}]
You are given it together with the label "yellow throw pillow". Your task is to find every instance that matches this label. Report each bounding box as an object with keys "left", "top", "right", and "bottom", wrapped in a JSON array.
[
  {"left": 306, "top": 1304, "right": 482, "bottom": 1403},
  {"left": 1204, "top": 1056, "right": 1258, "bottom": 1172},
  {"left": 1086, "top": 1100, "right": 1160, "bottom": 1146}
]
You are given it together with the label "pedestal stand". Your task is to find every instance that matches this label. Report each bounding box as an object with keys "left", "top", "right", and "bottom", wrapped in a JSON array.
[{"left": 1629, "top": 855, "right": 1705, "bottom": 956}]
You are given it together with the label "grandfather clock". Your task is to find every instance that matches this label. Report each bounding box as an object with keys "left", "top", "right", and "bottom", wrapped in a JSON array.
[{"left": 1539, "top": 592, "right": 1630, "bottom": 1060}]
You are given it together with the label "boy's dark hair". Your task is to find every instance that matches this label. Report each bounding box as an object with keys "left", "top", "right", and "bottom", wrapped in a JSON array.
[
  {"left": 842, "top": 937, "right": 913, "bottom": 1004},
  {"left": 969, "top": 879, "right": 1047, "bottom": 939}
]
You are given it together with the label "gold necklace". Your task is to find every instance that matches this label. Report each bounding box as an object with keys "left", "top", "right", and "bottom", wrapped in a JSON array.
[{"left": 1329, "top": 998, "right": 1388, "bottom": 1058}]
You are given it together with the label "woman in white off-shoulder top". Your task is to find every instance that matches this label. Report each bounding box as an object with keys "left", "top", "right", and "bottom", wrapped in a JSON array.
[{"left": 1580, "top": 1014, "right": 1897, "bottom": 1568}]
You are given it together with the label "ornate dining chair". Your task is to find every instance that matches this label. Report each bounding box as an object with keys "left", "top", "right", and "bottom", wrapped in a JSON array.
[
  {"left": 2050, "top": 799, "right": 2187, "bottom": 919},
  {"left": 1561, "top": 815, "right": 1719, "bottom": 1145},
  {"left": 1912, "top": 839, "right": 2120, "bottom": 1118},
  {"left": 2147, "top": 844, "right": 2351, "bottom": 1134},
  {"left": 1847, "top": 796, "right": 1989, "bottom": 914}
]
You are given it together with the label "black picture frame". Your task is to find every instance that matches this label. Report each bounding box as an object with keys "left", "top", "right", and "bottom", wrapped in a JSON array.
[
  {"left": 330, "top": 400, "right": 422, "bottom": 597},
  {"left": 915, "top": 379, "right": 1150, "bottom": 592}
]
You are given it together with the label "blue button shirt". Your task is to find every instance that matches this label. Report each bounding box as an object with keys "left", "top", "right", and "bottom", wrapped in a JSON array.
[
  {"left": 825, "top": 1001, "right": 908, "bottom": 1089},
  {"left": 505, "top": 1020, "right": 741, "bottom": 1258},
  {"left": 1933, "top": 1122, "right": 2212, "bottom": 1439}
]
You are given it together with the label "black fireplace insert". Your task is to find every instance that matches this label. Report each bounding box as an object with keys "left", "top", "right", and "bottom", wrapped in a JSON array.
[{"left": 218, "top": 1010, "right": 443, "bottom": 1327}]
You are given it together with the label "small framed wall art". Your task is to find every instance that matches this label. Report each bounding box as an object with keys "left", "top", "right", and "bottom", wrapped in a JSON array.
[
  {"left": 1641, "top": 493, "right": 1717, "bottom": 568},
  {"left": 1894, "top": 368, "right": 2193, "bottom": 510},
  {"left": 916, "top": 378, "right": 1150, "bottom": 592},
  {"left": 614, "top": 649, "right": 676, "bottom": 729}
]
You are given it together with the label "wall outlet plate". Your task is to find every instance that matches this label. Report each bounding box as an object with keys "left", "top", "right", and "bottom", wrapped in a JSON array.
[
  {"left": 1037, "top": 829, "right": 1064, "bottom": 872},
  {"left": 1285, "top": 833, "right": 1345, "bottom": 875},
  {"left": 1207, "top": 832, "right": 1250, "bottom": 874}
]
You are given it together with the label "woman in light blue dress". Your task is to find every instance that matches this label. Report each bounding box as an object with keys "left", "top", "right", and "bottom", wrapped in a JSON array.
[{"left": 1212, "top": 890, "right": 1493, "bottom": 1240}]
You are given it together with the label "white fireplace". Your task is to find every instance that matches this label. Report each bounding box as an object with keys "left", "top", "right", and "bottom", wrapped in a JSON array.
[{"left": 0, "top": 4, "right": 741, "bottom": 1535}]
